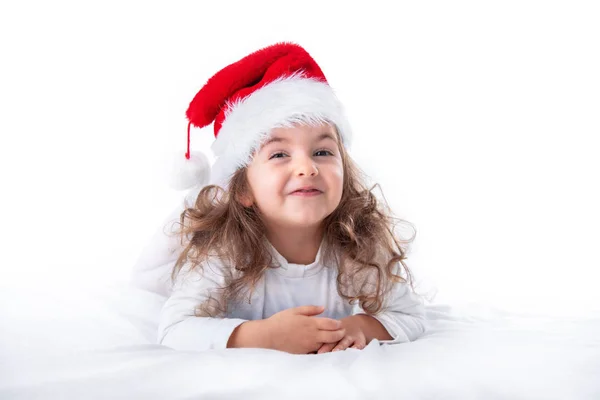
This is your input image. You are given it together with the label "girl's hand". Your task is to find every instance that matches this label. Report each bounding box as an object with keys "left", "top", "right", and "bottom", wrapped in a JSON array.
[
  {"left": 316, "top": 315, "right": 367, "bottom": 354},
  {"left": 264, "top": 305, "right": 346, "bottom": 354}
]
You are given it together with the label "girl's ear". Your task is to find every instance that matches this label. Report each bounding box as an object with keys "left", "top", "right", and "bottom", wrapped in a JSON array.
[{"left": 237, "top": 190, "right": 254, "bottom": 208}]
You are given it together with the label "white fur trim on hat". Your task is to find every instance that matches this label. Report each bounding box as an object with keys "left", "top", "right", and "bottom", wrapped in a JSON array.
[{"left": 208, "top": 73, "right": 353, "bottom": 188}]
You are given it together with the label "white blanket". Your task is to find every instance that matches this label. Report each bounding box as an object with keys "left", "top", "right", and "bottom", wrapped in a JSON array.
[{"left": 1, "top": 283, "right": 599, "bottom": 399}]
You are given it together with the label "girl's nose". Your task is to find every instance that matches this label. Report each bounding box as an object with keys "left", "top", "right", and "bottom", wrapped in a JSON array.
[{"left": 295, "top": 155, "right": 319, "bottom": 177}]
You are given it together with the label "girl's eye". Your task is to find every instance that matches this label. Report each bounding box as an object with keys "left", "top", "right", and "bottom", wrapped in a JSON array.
[
  {"left": 268, "top": 150, "right": 333, "bottom": 160},
  {"left": 269, "top": 152, "right": 287, "bottom": 160}
]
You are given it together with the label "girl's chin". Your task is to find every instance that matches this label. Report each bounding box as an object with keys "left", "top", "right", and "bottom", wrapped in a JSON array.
[
  {"left": 266, "top": 217, "right": 326, "bottom": 230},
  {"left": 260, "top": 207, "right": 336, "bottom": 229}
]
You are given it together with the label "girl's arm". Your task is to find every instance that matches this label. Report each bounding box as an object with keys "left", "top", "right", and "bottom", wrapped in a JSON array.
[
  {"left": 159, "top": 261, "right": 346, "bottom": 353},
  {"left": 157, "top": 260, "right": 249, "bottom": 351},
  {"left": 352, "top": 264, "right": 428, "bottom": 344},
  {"left": 344, "top": 313, "right": 393, "bottom": 342},
  {"left": 317, "top": 270, "right": 426, "bottom": 353}
]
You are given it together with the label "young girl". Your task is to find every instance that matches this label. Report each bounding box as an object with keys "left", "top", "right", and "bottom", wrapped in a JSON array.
[{"left": 157, "top": 42, "right": 427, "bottom": 354}]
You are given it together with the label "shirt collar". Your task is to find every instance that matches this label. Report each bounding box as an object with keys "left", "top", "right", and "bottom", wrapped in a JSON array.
[{"left": 266, "top": 237, "right": 327, "bottom": 278}]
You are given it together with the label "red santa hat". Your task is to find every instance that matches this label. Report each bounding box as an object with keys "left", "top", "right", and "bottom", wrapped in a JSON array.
[{"left": 169, "top": 42, "right": 353, "bottom": 190}]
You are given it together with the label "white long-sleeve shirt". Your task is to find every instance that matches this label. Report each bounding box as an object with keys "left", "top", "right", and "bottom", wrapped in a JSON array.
[{"left": 157, "top": 239, "right": 427, "bottom": 352}]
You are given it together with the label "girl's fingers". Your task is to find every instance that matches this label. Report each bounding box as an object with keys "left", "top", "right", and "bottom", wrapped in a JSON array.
[
  {"left": 317, "top": 328, "right": 346, "bottom": 344},
  {"left": 351, "top": 341, "right": 366, "bottom": 350},
  {"left": 332, "top": 336, "right": 354, "bottom": 352},
  {"left": 293, "top": 305, "right": 325, "bottom": 316},
  {"left": 315, "top": 317, "right": 342, "bottom": 331},
  {"left": 317, "top": 342, "right": 337, "bottom": 354}
]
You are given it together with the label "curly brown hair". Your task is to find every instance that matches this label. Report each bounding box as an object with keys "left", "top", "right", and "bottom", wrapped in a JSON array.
[{"left": 170, "top": 125, "right": 417, "bottom": 318}]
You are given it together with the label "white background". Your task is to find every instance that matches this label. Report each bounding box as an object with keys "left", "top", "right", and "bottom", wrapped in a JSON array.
[{"left": 1, "top": 1, "right": 598, "bottom": 317}]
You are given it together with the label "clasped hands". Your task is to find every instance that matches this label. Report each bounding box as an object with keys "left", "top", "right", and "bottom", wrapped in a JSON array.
[{"left": 228, "top": 305, "right": 382, "bottom": 355}]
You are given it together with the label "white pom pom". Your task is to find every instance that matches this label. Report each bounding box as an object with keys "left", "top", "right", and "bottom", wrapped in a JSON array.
[{"left": 167, "top": 151, "right": 211, "bottom": 191}]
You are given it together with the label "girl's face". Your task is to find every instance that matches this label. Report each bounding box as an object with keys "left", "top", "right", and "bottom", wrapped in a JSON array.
[{"left": 243, "top": 122, "right": 344, "bottom": 231}]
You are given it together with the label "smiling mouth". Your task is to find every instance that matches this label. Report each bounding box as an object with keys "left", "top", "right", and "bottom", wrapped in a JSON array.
[
  {"left": 293, "top": 189, "right": 321, "bottom": 193},
  {"left": 291, "top": 189, "right": 323, "bottom": 196}
]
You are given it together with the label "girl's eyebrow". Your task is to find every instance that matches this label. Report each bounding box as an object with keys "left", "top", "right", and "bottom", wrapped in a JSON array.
[
  {"left": 316, "top": 132, "right": 338, "bottom": 144},
  {"left": 262, "top": 132, "right": 337, "bottom": 147}
]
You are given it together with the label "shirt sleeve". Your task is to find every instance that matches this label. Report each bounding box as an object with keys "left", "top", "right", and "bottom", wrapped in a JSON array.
[
  {"left": 157, "top": 259, "right": 247, "bottom": 351},
  {"left": 352, "top": 264, "right": 428, "bottom": 344}
]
